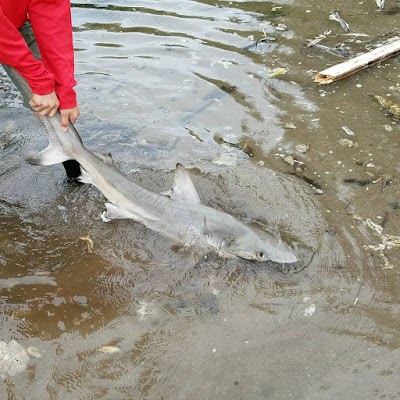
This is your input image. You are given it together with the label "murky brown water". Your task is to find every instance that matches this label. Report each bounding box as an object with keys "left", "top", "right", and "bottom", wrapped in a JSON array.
[{"left": 1, "top": 0, "right": 400, "bottom": 399}]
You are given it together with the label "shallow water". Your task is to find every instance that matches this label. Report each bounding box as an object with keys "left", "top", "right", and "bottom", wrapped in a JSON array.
[{"left": 1, "top": 0, "right": 400, "bottom": 399}]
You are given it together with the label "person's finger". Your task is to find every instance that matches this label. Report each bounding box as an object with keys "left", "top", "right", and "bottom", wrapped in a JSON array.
[
  {"left": 49, "top": 106, "right": 58, "bottom": 117},
  {"left": 30, "top": 99, "right": 44, "bottom": 111},
  {"left": 33, "top": 105, "right": 47, "bottom": 112},
  {"left": 39, "top": 106, "right": 52, "bottom": 116},
  {"left": 60, "top": 112, "right": 69, "bottom": 131}
]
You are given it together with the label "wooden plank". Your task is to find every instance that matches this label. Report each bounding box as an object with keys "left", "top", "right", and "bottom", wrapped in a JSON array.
[{"left": 314, "top": 39, "right": 400, "bottom": 84}]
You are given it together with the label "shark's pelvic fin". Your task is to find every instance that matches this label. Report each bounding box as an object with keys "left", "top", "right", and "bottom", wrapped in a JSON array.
[
  {"left": 162, "top": 163, "right": 201, "bottom": 204},
  {"left": 26, "top": 145, "right": 70, "bottom": 166},
  {"left": 77, "top": 167, "right": 95, "bottom": 185},
  {"left": 104, "top": 202, "right": 133, "bottom": 220},
  {"left": 95, "top": 152, "right": 114, "bottom": 165}
]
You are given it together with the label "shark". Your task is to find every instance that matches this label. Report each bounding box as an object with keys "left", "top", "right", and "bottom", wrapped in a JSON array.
[{"left": 26, "top": 116, "right": 298, "bottom": 264}]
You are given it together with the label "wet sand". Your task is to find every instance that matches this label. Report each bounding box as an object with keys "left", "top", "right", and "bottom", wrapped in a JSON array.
[{"left": 1, "top": 0, "right": 399, "bottom": 398}]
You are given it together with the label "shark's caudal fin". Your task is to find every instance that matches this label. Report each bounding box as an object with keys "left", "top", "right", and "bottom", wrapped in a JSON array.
[
  {"left": 26, "top": 145, "right": 70, "bottom": 166},
  {"left": 161, "top": 163, "right": 201, "bottom": 204}
]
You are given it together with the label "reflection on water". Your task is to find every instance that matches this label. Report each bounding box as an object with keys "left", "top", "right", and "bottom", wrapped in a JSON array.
[{"left": 1, "top": 0, "right": 400, "bottom": 398}]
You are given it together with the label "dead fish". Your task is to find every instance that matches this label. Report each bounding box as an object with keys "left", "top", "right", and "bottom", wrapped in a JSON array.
[
  {"left": 311, "top": 43, "right": 351, "bottom": 58},
  {"left": 243, "top": 37, "right": 276, "bottom": 52},
  {"left": 376, "top": 0, "right": 385, "bottom": 11},
  {"left": 329, "top": 11, "right": 350, "bottom": 32},
  {"left": 214, "top": 134, "right": 254, "bottom": 157}
]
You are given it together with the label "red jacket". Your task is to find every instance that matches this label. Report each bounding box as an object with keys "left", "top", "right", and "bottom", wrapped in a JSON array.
[{"left": 0, "top": 0, "right": 77, "bottom": 109}]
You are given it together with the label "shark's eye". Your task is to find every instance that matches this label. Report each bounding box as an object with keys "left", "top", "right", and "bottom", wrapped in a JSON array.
[{"left": 258, "top": 251, "right": 264, "bottom": 258}]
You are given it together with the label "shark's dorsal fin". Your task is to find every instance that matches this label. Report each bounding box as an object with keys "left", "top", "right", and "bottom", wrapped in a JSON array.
[{"left": 162, "top": 163, "right": 201, "bottom": 204}]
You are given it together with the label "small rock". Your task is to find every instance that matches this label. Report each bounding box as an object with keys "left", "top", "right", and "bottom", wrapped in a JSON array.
[
  {"left": 339, "top": 138, "right": 355, "bottom": 147},
  {"left": 283, "top": 155, "right": 295, "bottom": 166}
]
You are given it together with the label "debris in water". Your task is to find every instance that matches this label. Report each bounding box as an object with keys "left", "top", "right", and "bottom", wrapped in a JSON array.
[
  {"left": 213, "top": 134, "right": 254, "bottom": 157},
  {"left": 243, "top": 37, "right": 276, "bottom": 52},
  {"left": 295, "top": 143, "right": 310, "bottom": 153},
  {"left": 285, "top": 123, "right": 297, "bottom": 129},
  {"left": 212, "top": 153, "right": 238, "bottom": 166},
  {"left": 343, "top": 178, "right": 375, "bottom": 186},
  {"left": 0, "top": 275, "right": 56, "bottom": 289},
  {"left": 0, "top": 340, "right": 29, "bottom": 376},
  {"left": 268, "top": 67, "right": 287, "bottom": 78},
  {"left": 342, "top": 126, "right": 354, "bottom": 136},
  {"left": 79, "top": 236, "right": 94, "bottom": 253},
  {"left": 290, "top": 172, "right": 323, "bottom": 191},
  {"left": 376, "top": 0, "right": 385, "bottom": 11},
  {"left": 27, "top": 347, "right": 42, "bottom": 359},
  {"left": 383, "top": 124, "right": 393, "bottom": 132},
  {"left": 99, "top": 345, "right": 121, "bottom": 354},
  {"left": 363, "top": 218, "right": 400, "bottom": 269},
  {"left": 283, "top": 155, "right": 295, "bottom": 167},
  {"left": 315, "top": 39, "right": 400, "bottom": 84},
  {"left": 303, "top": 297, "right": 316, "bottom": 316},
  {"left": 329, "top": 11, "right": 350, "bottom": 32},
  {"left": 339, "top": 138, "right": 358, "bottom": 147},
  {"left": 275, "top": 23, "right": 287, "bottom": 31},
  {"left": 306, "top": 30, "right": 332, "bottom": 47},
  {"left": 311, "top": 43, "right": 351, "bottom": 58},
  {"left": 373, "top": 95, "right": 400, "bottom": 120}
]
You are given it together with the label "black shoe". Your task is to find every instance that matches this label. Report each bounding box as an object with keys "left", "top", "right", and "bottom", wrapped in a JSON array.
[{"left": 62, "top": 160, "right": 81, "bottom": 179}]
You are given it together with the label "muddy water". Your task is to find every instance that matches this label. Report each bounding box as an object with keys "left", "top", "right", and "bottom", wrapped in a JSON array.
[{"left": 1, "top": 0, "right": 400, "bottom": 399}]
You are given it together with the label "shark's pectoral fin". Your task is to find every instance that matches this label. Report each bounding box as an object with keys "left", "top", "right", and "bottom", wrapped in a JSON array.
[
  {"left": 26, "top": 145, "right": 70, "bottom": 166},
  {"left": 103, "top": 202, "right": 132, "bottom": 221},
  {"left": 163, "top": 163, "right": 201, "bottom": 204}
]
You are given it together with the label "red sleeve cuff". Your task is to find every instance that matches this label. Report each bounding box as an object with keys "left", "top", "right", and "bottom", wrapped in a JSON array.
[{"left": 56, "top": 83, "right": 77, "bottom": 109}]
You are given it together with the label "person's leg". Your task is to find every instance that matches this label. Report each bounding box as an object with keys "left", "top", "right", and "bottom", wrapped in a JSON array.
[{"left": 1, "top": 22, "right": 81, "bottom": 180}]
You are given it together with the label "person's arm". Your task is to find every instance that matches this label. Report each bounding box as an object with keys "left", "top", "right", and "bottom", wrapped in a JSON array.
[
  {"left": 28, "top": 0, "right": 77, "bottom": 109},
  {"left": 28, "top": 0, "right": 79, "bottom": 129},
  {"left": 0, "top": 5, "right": 56, "bottom": 97}
]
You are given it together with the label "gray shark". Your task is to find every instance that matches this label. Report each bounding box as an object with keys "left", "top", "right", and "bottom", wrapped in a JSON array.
[{"left": 26, "top": 117, "right": 298, "bottom": 263}]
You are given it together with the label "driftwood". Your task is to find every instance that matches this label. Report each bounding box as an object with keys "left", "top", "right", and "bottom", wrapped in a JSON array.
[{"left": 314, "top": 38, "right": 400, "bottom": 84}]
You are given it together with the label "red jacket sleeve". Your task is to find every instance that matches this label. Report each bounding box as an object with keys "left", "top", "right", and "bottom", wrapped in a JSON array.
[
  {"left": 28, "top": 0, "right": 77, "bottom": 109},
  {"left": 0, "top": 5, "right": 56, "bottom": 98}
]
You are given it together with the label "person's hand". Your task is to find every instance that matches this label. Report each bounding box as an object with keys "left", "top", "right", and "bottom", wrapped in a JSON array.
[
  {"left": 29, "top": 92, "right": 59, "bottom": 117},
  {"left": 30, "top": 92, "right": 80, "bottom": 132},
  {"left": 60, "top": 106, "right": 80, "bottom": 131}
]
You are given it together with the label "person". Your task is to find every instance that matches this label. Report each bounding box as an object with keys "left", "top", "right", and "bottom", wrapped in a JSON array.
[{"left": 0, "top": 0, "right": 81, "bottom": 179}]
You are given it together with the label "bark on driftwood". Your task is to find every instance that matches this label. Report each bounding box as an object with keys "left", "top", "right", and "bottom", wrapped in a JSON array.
[{"left": 314, "top": 38, "right": 400, "bottom": 84}]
